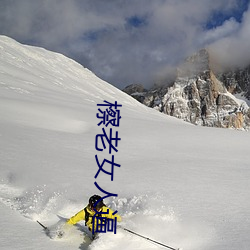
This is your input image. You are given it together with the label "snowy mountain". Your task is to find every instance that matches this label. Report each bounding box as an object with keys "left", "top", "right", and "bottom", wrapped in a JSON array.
[
  {"left": 124, "top": 49, "right": 250, "bottom": 130},
  {"left": 0, "top": 36, "right": 250, "bottom": 250},
  {"left": 217, "top": 65, "right": 250, "bottom": 100}
]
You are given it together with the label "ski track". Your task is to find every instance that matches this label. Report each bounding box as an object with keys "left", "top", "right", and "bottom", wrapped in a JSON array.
[{"left": 0, "top": 181, "right": 211, "bottom": 250}]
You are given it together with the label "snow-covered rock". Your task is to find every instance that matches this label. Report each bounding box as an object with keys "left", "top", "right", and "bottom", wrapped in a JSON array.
[{"left": 124, "top": 49, "right": 250, "bottom": 130}]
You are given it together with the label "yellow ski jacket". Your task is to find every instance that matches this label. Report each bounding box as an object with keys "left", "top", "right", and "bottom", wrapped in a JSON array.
[{"left": 67, "top": 205, "right": 122, "bottom": 232}]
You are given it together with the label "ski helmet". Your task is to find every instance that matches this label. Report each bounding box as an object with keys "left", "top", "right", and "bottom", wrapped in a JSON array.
[{"left": 89, "top": 195, "right": 104, "bottom": 210}]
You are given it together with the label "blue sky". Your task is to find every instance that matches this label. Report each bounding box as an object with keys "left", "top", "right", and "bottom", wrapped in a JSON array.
[
  {"left": 0, "top": 0, "right": 249, "bottom": 89},
  {"left": 205, "top": 0, "right": 249, "bottom": 28}
]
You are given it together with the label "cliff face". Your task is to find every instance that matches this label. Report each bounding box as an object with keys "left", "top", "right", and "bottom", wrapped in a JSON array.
[
  {"left": 123, "top": 49, "right": 250, "bottom": 130},
  {"left": 217, "top": 66, "right": 250, "bottom": 99}
]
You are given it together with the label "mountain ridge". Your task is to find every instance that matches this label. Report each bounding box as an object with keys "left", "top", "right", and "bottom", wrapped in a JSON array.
[{"left": 123, "top": 49, "right": 250, "bottom": 130}]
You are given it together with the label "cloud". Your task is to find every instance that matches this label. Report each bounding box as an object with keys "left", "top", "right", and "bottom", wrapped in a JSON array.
[
  {"left": 0, "top": 0, "right": 249, "bottom": 89},
  {"left": 200, "top": 18, "right": 240, "bottom": 45},
  {"left": 209, "top": 4, "right": 250, "bottom": 69}
]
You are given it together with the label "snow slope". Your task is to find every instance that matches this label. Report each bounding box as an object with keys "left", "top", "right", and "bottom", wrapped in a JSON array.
[{"left": 0, "top": 35, "right": 250, "bottom": 250}]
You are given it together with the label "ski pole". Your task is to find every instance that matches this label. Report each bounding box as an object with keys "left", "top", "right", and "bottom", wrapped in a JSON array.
[
  {"left": 37, "top": 220, "right": 48, "bottom": 230},
  {"left": 122, "top": 227, "right": 180, "bottom": 250}
]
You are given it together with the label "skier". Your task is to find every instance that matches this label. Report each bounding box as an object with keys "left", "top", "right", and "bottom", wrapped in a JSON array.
[{"left": 66, "top": 194, "right": 122, "bottom": 238}]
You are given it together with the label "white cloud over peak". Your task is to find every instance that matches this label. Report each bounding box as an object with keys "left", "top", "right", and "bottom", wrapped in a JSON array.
[{"left": 209, "top": 5, "right": 250, "bottom": 68}]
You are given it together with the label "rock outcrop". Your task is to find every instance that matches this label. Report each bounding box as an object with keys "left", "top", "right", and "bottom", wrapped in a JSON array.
[{"left": 123, "top": 49, "right": 250, "bottom": 130}]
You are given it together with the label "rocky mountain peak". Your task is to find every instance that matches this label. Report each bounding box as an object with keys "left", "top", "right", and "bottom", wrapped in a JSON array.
[
  {"left": 123, "top": 49, "right": 250, "bottom": 130},
  {"left": 177, "top": 48, "right": 210, "bottom": 78}
]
